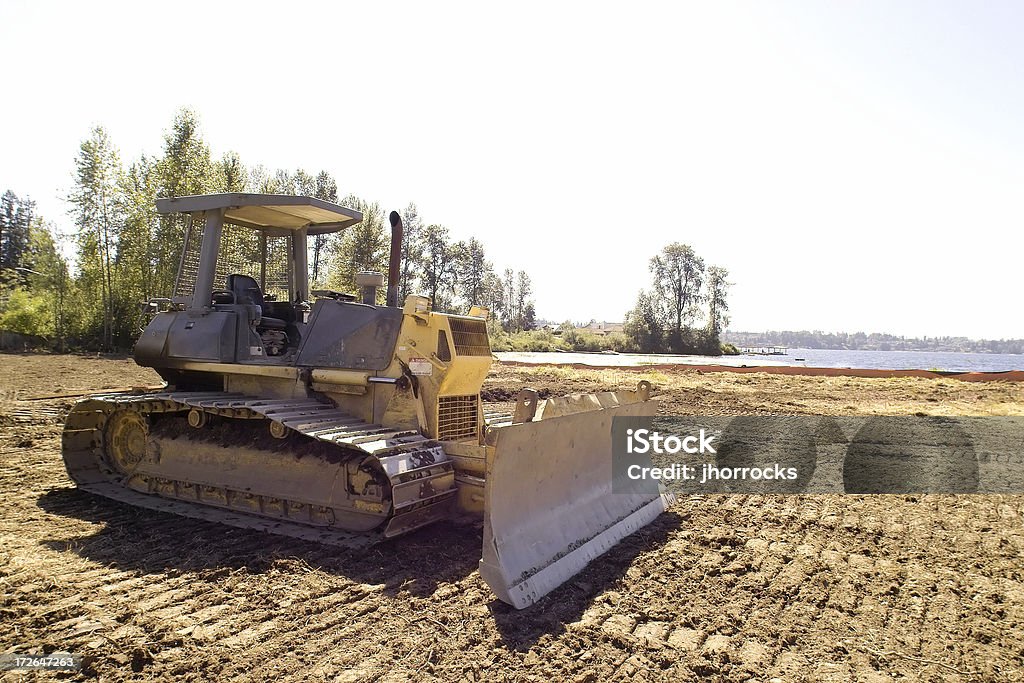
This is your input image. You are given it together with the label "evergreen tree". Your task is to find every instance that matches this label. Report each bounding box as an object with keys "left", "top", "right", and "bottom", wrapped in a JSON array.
[
  {"left": 481, "top": 270, "right": 507, "bottom": 322},
  {"left": 294, "top": 169, "right": 316, "bottom": 196},
  {"left": 0, "top": 191, "right": 13, "bottom": 270},
  {"left": 0, "top": 190, "right": 34, "bottom": 276},
  {"left": 218, "top": 151, "right": 247, "bottom": 192},
  {"left": 328, "top": 196, "right": 388, "bottom": 297},
  {"left": 310, "top": 170, "right": 339, "bottom": 286},
  {"left": 418, "top": 224, "right": 460, "bottom": 312},
  {"left": 70, "top": 126, "right": 124, "bottom": 349},
  {"left": 457, "top": 237, "right": 491, "bottom": 307},
  {"left": 398, "top": 202, "right": 424, "bottom": 303},
  {"left": 115, "top": 155, "right": 160, "bottom": 342},
  {"left": 155, "top": 109, "right": 218, "bottom": 296},
  {"left": 513, "top": 270, "right": 533, "bottom": 332}
]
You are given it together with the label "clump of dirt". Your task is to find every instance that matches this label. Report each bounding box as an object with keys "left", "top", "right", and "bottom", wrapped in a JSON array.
[{"left": 480, "top": 386, "right": 552, "bottom": 402}]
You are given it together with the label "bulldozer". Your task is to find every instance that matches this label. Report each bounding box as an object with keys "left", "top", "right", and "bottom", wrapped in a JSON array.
[{"left": 60, "top": 193, "right": 674, "bottom": 608}]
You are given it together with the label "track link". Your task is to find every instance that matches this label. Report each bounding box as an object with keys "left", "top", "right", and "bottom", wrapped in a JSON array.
[{"left": 62, "top": 391, "right": 457, "bottom": 547}]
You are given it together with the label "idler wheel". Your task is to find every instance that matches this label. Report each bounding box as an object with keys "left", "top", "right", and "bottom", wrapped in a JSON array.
[{"left": 105, "top": 410, "right": 149, "bottom": 474}]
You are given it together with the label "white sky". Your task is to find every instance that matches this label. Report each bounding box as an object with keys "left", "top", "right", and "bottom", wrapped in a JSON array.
[{"left": 1, "top": 1, "right": 1021, "bottom": 339}]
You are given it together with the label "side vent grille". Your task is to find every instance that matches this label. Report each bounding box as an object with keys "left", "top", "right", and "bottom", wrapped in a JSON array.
[
  {"left": 437, "top": 395, "right": 479, "bottom": 442},
  {"left": 437, "top": 330, "right": 452, "bottom": 362},
  {"left": 449, "top": 318, "right": 490, "bottom": 356}
]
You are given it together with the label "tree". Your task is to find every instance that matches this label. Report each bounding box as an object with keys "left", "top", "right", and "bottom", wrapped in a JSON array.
[
  {"left": 158, "top": 108, "right": 215, "bottom": 197},
  {"left": 328, "top": 196, "right": 388, "bottom": 297},
  {"left": 624, "top": 290, "right": 664, "bottom": 353},
  {"left": 513, "top": 270, "right": 533, "bottom": 332},
  {"left": 248, "top": 164, "right": 271, "bottom": 193},
  {"left": 293, "top": 168, "right": 316, "bottom": 196},
  {"left": 649, "top": 243, "right": 705, "bottom": 353},
  {"left": 418, "top": 224, "right": 461, "bottom": 311},
  {"left": 70, "top": 126, "right": 123, "bottom": 349},
  {"left": 118, "top": 156, "right": 158, "bottom": 305},
  {"left": 0, "top": 190, "right": 34, "bottom": 277},
  {"left": 704, "top": 265, "right": 731, "bottom": 339},
  {"left": 481, "top": 270, "right": 507, "bottom": 322},
  {"left": 310, "top": 170, "right": 339, "bottom": 285},
  {"left": 3, "top": 220, "right": 72, "bottom": 346},
  {"left": 457, "top": 237, "right": 491, "bottom": 307},
  {"left": 650, "top": 243, "right": 704, "bottom": 333},
  {"left": 273, "top": 168, "right": 296, "bottom": 195},
  {"left": 155, "top": 109, "right": 218, "bottom": 296},
  {"left": 0, "top": 191, "right": 13, "bottom": 271},
  {"left": 501, "top": 268, "right": 515, "bottom": 330},
  {"left": 521, "top": 301, "right": 536, "bottom": 331},
  {"left": 218, "top": 152, "right": 247, "bottom": 192},
  {"left": 398, "top": 202, "right": 424, "bottom": 303}
]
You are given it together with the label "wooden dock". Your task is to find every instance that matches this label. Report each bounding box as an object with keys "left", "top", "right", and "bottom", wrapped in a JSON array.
[{"left": 738, "top": 346, "right": 788, "bottom": 356}]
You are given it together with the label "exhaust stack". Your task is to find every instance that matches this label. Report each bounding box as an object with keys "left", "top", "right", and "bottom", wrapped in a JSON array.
[{"left": 387, "top": 211, "right": 403, "bottom": 307}]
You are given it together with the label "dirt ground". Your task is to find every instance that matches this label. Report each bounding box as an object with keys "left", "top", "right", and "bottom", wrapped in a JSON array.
[{"left": 0, "top": 353, "right": 1022, "bottom": 682}]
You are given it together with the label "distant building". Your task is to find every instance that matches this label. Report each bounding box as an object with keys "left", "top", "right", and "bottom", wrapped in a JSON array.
[{"left": 577, "top": 321, "right": 625, "bottom": 336}]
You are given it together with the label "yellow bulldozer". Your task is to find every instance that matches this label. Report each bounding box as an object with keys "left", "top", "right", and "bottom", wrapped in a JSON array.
[{"left": 61, "top": 194, "right": 673, "bottom": 608}]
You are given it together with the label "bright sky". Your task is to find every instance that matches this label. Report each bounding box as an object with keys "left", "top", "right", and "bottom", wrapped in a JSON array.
[{"left": 1, "top": 1, "right": 1021, "bottom": 339}]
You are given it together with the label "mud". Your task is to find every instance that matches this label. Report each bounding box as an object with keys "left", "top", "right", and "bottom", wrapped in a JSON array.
[{"left": 0, "top": 353, "right": 1022, "bottom": 681}]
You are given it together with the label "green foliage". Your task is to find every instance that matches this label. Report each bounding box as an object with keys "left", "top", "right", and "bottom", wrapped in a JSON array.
[
  {"left": 705, "top": 266, "right": 731, "bottom": 337},
  {"left": 650, "top": 243, "right": 704, "bottom": 334},
  {"left": 328, "top": 197, "right": 389, "bottom": 297},
  {"left": 310, "top": 171, "right": 339, "bottom": 285},
  {"left": 626, "top": 243, "right": 732, "bottom": 356},
  {"left": 218, "top": 152, "right": 248, "bottom": 192},
  {"left": 70, "top": 126, "right": 123, "bottom": 349},
  {"left": 3, "top": 108, "right": 540, "bottom": 351},
  {"left": 154, "top": 108, "right": 221, "bottom": 298},
  {"left": 0, "top": 287, "right": 52, "bottom": 336},
  {"left": 720, "top": 342, "right": 740, "bottom": 355},
  {"left": 416, "top": 224, "right": 461, "bottom": 312},
  {"left": 457, "top": 237, "right": 491, "bottom": 307},
  {"left": 487, "top": 327, "right": 633, "bottom": 354},
  {"left": 507, "top": 329, "right": 568, "bottom": 352},
  {"left": 624, "top": 290, "right": 664, "bottom": 353},
  {"left": 1, "top": 190, "right": 34, "bottom": 273},
  {"left": 397, "top": 203, "right": 424, "bottom": 303},
  {"left": 486, "top": 317, "right": 513, "bottom": 351}
]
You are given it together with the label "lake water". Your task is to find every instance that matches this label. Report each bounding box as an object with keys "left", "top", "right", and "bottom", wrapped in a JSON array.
[
  {"left": 745, "top": 348, "right": 1024, "bottom": 373},
  {"left": 496, "top": 348, "right": 1024, "bottom": 372}
]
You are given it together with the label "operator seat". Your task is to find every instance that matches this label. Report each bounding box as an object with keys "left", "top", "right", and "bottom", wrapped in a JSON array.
[{"left": 226, "top": 274, "right": 287, "bottom": 330}]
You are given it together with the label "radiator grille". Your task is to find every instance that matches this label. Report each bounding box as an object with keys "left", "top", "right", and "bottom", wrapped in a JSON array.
[
  {"left": 437, "top": 395, "right": 479, "bottom": 442},
  {"left": 449, "top": 318, "right": 490, "bottom": 356}
]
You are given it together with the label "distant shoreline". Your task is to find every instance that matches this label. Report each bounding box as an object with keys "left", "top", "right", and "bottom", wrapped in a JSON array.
[
  {"left": 724, "top": 331, "right": 1023, "bottom": 356},
  {"left": 497, "top": 347, "right": 1024, "bottom": 374}
]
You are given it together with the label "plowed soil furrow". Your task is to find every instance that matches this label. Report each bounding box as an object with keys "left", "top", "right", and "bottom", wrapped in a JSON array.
[{"left": 1, "top": 354, "right": 1023, "bottom": 681}]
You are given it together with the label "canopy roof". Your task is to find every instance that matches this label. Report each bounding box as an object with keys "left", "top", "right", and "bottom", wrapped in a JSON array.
[{"left": 155, "top": 193, "right": 363, "bottom": 235}]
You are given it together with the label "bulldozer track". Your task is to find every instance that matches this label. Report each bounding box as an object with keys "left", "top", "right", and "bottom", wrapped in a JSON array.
[
  {"left": 71, "top": 480, "right": 383, "bottom": 549},
  {"left": 61, "top": 391, "right": 457, "bottom": 547}
]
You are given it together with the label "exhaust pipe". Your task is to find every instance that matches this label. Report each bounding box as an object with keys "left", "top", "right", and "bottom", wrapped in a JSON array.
[{"left": 387, "top": 211, "right": 403, "bottom": 307}]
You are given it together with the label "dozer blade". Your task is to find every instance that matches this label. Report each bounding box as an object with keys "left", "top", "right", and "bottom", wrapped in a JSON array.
[{"left": 479, "top": 386, "right": 675, "bottom": 609}]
